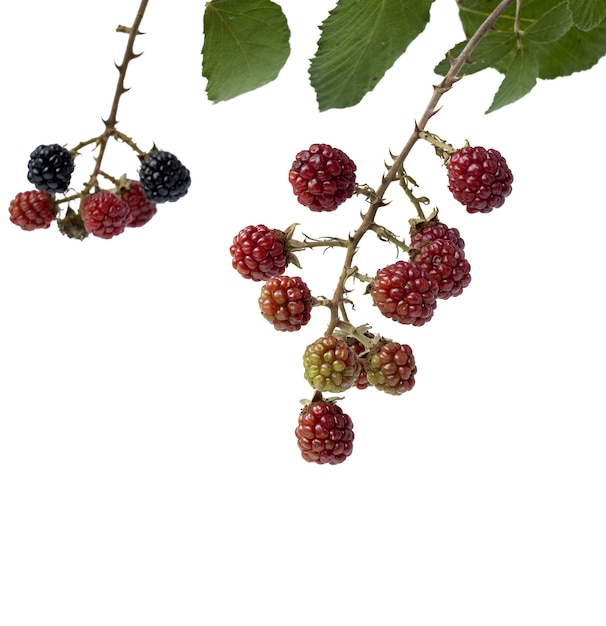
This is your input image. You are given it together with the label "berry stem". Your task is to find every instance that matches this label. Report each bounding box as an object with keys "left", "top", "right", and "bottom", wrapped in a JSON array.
[
  {"left": 79, "top": 0, "right": 150, "bottom": 199},
  {"left": 324, "top": 0, "right": 516, "bottom": 336}
]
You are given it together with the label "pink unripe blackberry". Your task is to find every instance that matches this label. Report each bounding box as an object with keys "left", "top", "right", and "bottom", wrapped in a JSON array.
[
  {"left": 230, "top": 224, "right": 288, "bottom": 281},
  {"left": 447, "top": 146, "right": 513, "bottom": 213},
  {"left": 259, "top": 275, "right": 313, "bottom": 331},
  {"left": 296, "top": 400, "right": 354, "bottom": 465},
  {"left": 9, "top": 190, "right": 55, "bottom": 231},
  {"left": 370, "top": 260, "right": 439, "bottom": 326},
  {"left": 288, "top": 143, "right": 357, "bottom": 212},
  {"left": 80, "top": 191, "right": 130, "bottom": 239}
]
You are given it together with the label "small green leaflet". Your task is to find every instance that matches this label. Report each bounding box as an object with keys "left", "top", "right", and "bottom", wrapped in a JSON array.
[
  {"left": 202, "top": 0, "right": 290, "bottom": 103},
  {"left": 309, "top": 0, "right": 435, "bottom": 111}
]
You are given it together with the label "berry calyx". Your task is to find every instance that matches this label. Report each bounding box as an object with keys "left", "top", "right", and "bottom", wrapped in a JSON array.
[
  {"left": 118, "top": 180, "right": 158, "bottom": 227},
  {"left": 27, "top": 144, "right": 75, "bottom": 194},
  {"left": 80, "top": 191, "right": 130, "bottom": 239},
  {"left": 288, "top": 143, "right": 357, "bottom": 212},
  {"left": 349, "top": 339, "right": 371, "bottom": 390},
  {"left": 295, "top": 399, "right": 354, "bottom": 465},
  {"left": 139, "top": 150, "right": 191, "bottom": 203},
  {"left": 411, "top": 238, "right": 471, "bottom": 299},
  {"left": 8, "top": 190, "right": 56, "bottom": 231},
  {"left": 230, "top": 224, "right": 288, "bottom": 281},
  {"left": 303, "top": 335, "right": 361, "bottom": 393},
  {"left": 447, "top": 146, "right": 513, "bottom": 213},
  {"left": 258, "top": 275, "right": 313, "bottom": 331},
  {"left": 370, "top": 260, "right": 439, "bottom": 326},
  {"left": 363, "top": 340, "right": 417, "bottom": 395}
]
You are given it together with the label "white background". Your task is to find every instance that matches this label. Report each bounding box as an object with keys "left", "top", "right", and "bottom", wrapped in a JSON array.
[{"left": 1, "top": 1, "right": 605, "bottom": 624}]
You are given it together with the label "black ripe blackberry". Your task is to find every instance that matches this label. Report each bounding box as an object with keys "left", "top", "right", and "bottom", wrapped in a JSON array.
[
  {"left": 27, "top": 144, "right": 75, "bottom": 194},
  {"left": 139, "top": 150, "right": 191, "bottom": 203}
]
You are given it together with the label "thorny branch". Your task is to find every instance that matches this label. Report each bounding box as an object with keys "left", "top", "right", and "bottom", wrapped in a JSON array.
[{"left": 323, "top": 0, "right": 516, "bottom": 335}]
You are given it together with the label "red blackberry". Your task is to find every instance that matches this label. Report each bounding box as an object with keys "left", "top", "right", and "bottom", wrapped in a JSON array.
[
  {"left": 230, "top": 224, "right": 288, "bottom": 281},
  {"left": 447, "top": 146, "right": 513, "bottom": 213},
  {"left": 27, "top": 144, "right": 75, "bottom": 194},
  {"left": 364, "top": 341, "right": 417, "bottom": 395},
  {"left": 303, "top": 335, "right": 361, "bottom": 393},
  {"left": 288, "top": 143, "right": 357, "bottom": 212},
  {"left": 411, "top": 238, "right": 471, "bottom": 299},
  {"left": 410, "top": 220, "right": 465, "bottom": 250},
  {"left": 259, "top": 275, "right": 313, "bottom": 331},
  {"left": 370, "top": 260, "right": 439, "bottom": 326},
  {"left": 347, "top": 334, "right": 376, "bottom": 390},
  {"left": 139, "top": 150, "right": 191, "bottom": 203},
  {"left": 296, "top": 400, "right": 354, "bottom": 465},
  {"left": 80, "top": 191, "right": 130, "bottom": 239},
  {"left": 120, "top": 180, "right": 157, "bottom": 227},
  {"left": 9, "top": 190, "right": 56, "bottom": 231}
]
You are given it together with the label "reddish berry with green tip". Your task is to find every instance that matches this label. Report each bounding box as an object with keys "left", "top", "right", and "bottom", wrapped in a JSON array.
[
  {"left": 80, "top": 191, "right": 130, "bottom": 239},
  {"left": 371, "top": 260, "right": 439, "bottom": 326},
  {"left": 288, "top": 143, "right": 357, "bottom": 212},
  {"left": 259, "top": 275, "right": 313, "bottom": 331},
  {"left": 411, "top": 238, "right": 471, "bottom": 299},
  {"left": 296, "top": 400, "right": 354, "bottom": 465},
  {"left": 230, "top": 224, "right": 288, "bottom": 281},
  {"left": 303, "top": 335, "right": 361, "bottom": 393},
  {"left": 364, "top": 341, "right": 417, "bottom": 395},
  {"left": 447, "top": 146, "right": 513, "bottom": 213},
  {"left": 9, "top": 190, "right": 55, "bottom": 231}
]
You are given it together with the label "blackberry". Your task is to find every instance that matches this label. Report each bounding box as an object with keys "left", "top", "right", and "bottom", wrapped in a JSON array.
[
  {"left": 411, "top": 238, "right": 471, "bottom": 299},
  {"left": 288, "top": 143, "right": 357, "bottom": 212},
  {"left": 410, "top": 220, "right": 465, "bottom": 251},
  {"left": 9, "top": 190, "right": 56, "bottom": 231},
  {"left": 230, "top": 224, "right": 289, "bottom": 281},
  {"left": 139, "top": 150, "right": 191, "bottom": 203},
  {"left": 258, "top": 275, "right": 313, "bottom": 331},
  {"left": 27, "top": 144, "right": 75, "bottom": 194},
  {"left": 296, "top": 400, "right": 354, "bottom": 465},
  {"left": 303, "top": 335, "right": 361, "bottom": 393},
  {"left": 370, "top": 260, "right": 439, "bottom": 326},
  {"left": 363, "top": 340, "right": 417, "bottom": 395},
  {"left": 447, "top": 146, "right": 513, "bottom": 213}
]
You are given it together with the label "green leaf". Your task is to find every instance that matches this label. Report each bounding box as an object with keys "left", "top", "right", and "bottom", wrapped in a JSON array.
[
  {"left": 434, "top": 31, "right": 516, "bottom": 77},
  {"left": 567, "top": 0, "right": 606, "bottom": 31},
  {"left": 530, "top": 20, "right": 606, "bottom": 78},
  {"left": 202, "top": 0, "right": 290, "bottom": 103},
  {"left": 486, "top": 47, "right": 539, "bottom": 113},
  {"left": 309, "top": 0, "right": 435, "bottom": 111},
  {"left": 523, "top": 3, "right": 573, "bottom": 42}
]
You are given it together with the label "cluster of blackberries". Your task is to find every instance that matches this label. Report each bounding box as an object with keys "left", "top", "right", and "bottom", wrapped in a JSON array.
[
  {"left": 228, "top": 140, "right": 514, "bottom": 465},
  {"left": 8, "top": 143, "right": 191, "bottom": 239}
]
